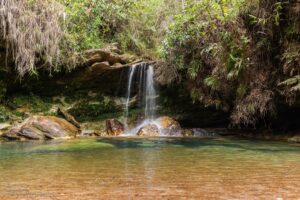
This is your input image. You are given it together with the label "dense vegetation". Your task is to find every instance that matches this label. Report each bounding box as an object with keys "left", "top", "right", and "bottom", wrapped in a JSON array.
[
  {"left": 0, "top": 0, "right": 299, "bottom": 128},
  {"left": 163, "top": 0, "right": 300, "bottom": 126}
]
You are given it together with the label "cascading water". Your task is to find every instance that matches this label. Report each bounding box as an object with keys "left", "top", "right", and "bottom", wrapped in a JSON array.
[
  {"left": 124, "top": 64, "right": 138, "bottom": 127},
  {"left": 123, "top": 63, "right": 157, "bottom": 134},
  {"left": 144, "top": 65, "right": 156, "bottom": 120}
]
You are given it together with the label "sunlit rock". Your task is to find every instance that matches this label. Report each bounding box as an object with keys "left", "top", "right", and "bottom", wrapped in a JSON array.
[
  {"left": 81, "top": 129, "right": 108, "bottom": 137},
  {"left": 2, "top": 116, "right": 79, "bottom": 140},
  {"left": 2, "top": 127, "right": 20, "bottom": 140},
  {"left": 157, "top": 116, "right": 182, "bottom": 136},
  {"left": 137, "top": 124, "right": 160, "bottom": 137},
  {"left": 106, "top": 119, "right": 125, "bottom": 136}
]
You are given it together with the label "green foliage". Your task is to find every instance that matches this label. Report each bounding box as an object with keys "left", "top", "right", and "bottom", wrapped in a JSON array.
[
  {"left": 61, "top": 0, "right": 134, "bottom": 51},
  {"left": 0, "top": 105, "right": 10, "bottom": 122},
  {"left": 204, "top": 76, "right": 220, "bottom": 90},
  {"left": 273, "top": 2, "right": 284, "bottom": 26},
  {"left": 59, "top": 0, "right": 180, "bottom": 57},
  {"left": 115, "top": 0, "right": 180, "bottom": 57},
  {"left": 68, "top": 96, "right": 122, "bottom": 121},
  {"left": 279, "top": 75, "right": 300, "bottom": 92},
  {"left": 162, "top": 0, "right": 248, "bottom": 102},
  {"left": 11, "top": 95, "right": 53, "bottom": 114},
  {"left": 162, "top": 0, "right": 299, "bottom": 126}
]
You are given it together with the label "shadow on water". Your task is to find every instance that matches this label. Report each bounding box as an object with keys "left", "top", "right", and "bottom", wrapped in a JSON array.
[
  {"left": 97, "top": 137, "right": 300, "bottom": 154},
  {"left": 1, "top": 137, "right": 299, "bottom": 160}
]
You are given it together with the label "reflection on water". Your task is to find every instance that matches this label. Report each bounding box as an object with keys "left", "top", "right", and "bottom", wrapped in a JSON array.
[{"left": 0, "top": 137, "right": 300, "bottom": 199}]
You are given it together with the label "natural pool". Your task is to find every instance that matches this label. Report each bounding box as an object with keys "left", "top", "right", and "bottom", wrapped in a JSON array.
[{"left": 0, "top": 137, "right": 299, "bottom": 199}]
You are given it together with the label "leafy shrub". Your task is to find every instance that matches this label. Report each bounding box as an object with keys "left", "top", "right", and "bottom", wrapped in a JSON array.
[
  {"left": 162, "top": 0, "right": 296, "bottom": 126},
  {"left": 61, "top": 0, "right": 134, "bottom": 51}
]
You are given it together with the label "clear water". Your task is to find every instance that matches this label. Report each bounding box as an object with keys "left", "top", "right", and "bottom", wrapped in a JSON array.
[{"left": 0, "top": 137, "right": 300, "bottom": 199}]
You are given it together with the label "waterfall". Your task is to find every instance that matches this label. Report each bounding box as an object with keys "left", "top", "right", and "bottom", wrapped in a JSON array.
[
  {"left": 124, "top": 64, "right": 138, "bottom": 126},
  {"left": 145, "top": 65, "right": 156, "bottom": 120},
  {"left": 123, "top": 63, "right": 157, "bottom": 132}
]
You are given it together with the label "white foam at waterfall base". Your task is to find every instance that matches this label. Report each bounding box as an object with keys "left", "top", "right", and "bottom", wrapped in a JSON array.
[
  {"left": 122, "top": 118, "right": 164, "bottom": 136},
  {"left": 123, "top": 64, "right": 158, "bottom": 136}
]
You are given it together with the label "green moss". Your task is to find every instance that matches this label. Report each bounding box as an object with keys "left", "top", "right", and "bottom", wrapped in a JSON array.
[
  {"left": 30, "top": 139, "right": 114, "bottom": 152},
  {"left": 0, "top": 80, "right": 7, "bottom": 101},
  {"left": 11, "top": 95, "right": 54, "bottom": 114},
  {"left": 68, "top": 96, "right": 123, "bottom": 122},
  {"left": 0, "top": 105, "right": 11, "bottom": 122}
]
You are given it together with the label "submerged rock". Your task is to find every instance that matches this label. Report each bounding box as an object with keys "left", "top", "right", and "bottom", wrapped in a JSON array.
[
  {"left": 2, "top": 116, "right": 79, "bottom": 140},
  {"left": 157, "top": 116, "right": 182, "bottom": 136},
  {"left": 137, "top": 124, "right": 160, "bottom": 137},
  {"left": 106, "top": 119, "right": 124, "bottom": 136}
]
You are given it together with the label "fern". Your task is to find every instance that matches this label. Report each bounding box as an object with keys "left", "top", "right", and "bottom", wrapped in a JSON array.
[
  {"left": 204, "top": 76, "right": 219, "bottom": 90},
  {"left": 279, "top": 75, "right": 300, "bottom": 92}
]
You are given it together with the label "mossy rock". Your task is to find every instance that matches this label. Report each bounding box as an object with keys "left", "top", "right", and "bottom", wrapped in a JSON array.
[
  {"left": 0, "top": 106, "right": 11, "bottom": 122},
  {"left": 9, "top": 95, "right": 54, "bottom": 114}
]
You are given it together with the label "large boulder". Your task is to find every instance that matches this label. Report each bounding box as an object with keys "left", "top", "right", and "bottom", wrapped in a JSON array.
[
  {"left": 106, "top": 119, "right": 124, "bottom": 136},
  {"left": 2, "top": 116, "right": 79, "bottom": 140},
  {"left": 137, "top": 124, "right": 160, "bottom": 137},
  {"left": 157, "top": 116, "right": 182, "bottom": 136}
]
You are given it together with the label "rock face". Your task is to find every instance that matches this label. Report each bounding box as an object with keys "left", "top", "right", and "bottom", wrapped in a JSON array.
[
  {"left": 2, "top": 116, "right": 79, "bottom": 140},
  {"left": 14, "top": 46, "right": 148, "bottom": 97},
  {"left": 137, "top": 124, "right": 160, "bottom": 137},
  {"left": 106, "top": 119, "right": 124, "bottom": 136},
  {"left": 84, "top": 48, "right": 136, "bottom": 66},
  {"left": 157, "top": 116, "right": 182, "bottom": 136}
]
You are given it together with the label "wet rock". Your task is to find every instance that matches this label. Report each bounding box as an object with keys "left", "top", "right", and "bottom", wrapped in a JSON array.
[
  {"left": 182, "top": 129, "right": 193, "bottom": 137},
  {"left": 137, "top": 124, "right": 160, "bottom": 137},
  {"left": 157, "top": 116, "right": 182, "bottom": 136},
  {"left": 2, "top": 116, "right": 79, "bottom": 140},
  {"left": 81, "top": 129, "right": 107, "bottom": 137},
  {"left": 106, "top": 119, "right": 124, "bottom": 136}
]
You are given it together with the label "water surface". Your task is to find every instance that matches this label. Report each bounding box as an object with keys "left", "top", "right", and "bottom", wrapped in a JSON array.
[{"left": 0, "top": 137, "right": 300, "bottom": 199}]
